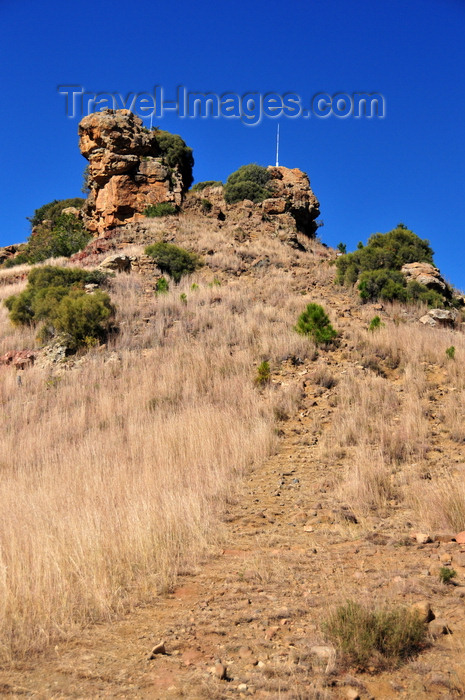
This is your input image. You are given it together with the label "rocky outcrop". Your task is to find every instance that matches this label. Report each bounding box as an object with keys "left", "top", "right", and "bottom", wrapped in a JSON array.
[
  {"left": 401, "top": 262, "right": 449, "bottom": 295},
  {"left": 266, "top": 166, "right": 320, "bottom": 236},
  {"left": 186, "top": 166, "right": 320, "bottom": 239},
  {"left": 79, "top": 110, "right": 184, "bottom": 236},
  {"left": 0, "top": 244, "right": 27, "bottom": 265},
  {"left": 419, "top": 308, "right": 458, "bottom": 328}
]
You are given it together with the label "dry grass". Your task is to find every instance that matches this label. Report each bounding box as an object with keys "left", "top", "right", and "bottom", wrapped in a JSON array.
[
  {"left": 409, "top": 475, "right": 465, "bottom": 533},
  {"left": 0, "top": 251, "right": 318, "bottom": 661}
]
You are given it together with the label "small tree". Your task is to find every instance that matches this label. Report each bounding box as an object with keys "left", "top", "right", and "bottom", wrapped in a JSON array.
[{"left": 295, "top": 303, "right": 337, "bottom": 345}]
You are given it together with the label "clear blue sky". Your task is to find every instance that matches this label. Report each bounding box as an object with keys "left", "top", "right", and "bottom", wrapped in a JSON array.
[{"left": 1, "top": 0, "right": 464, "bottom": 288}]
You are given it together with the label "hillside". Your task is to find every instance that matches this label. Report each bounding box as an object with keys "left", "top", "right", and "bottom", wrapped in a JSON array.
[{"left": 0, "top": 114, "right": 464, "bottom": 698}]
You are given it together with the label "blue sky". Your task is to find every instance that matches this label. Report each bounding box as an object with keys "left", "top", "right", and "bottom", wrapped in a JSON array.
[{"left": 1, "top": 0, "right": 464, "bottom": 288}]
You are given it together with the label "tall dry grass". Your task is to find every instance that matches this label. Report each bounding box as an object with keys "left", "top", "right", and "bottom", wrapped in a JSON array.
[{"left": 0, "top": 260, "right": 316, "bottom": 661}]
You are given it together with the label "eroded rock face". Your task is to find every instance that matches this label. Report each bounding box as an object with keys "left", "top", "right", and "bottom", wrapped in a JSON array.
[
  {"left": 79, "top": 110, "right": 184, "bottom": 235},
  {"left": 266, "top": 166, "right": 320, "bottom": 236},
  {"left": 401, "top": 262, "right": 449, "bottom": 295}
]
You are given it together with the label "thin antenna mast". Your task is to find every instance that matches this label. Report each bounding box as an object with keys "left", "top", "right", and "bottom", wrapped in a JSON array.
[{"left": 275, "top": 123, "right": 280, "bottom": 167}]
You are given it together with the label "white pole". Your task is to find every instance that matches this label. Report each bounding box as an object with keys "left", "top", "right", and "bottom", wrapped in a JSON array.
[{"left": 275, "top": 123, "right": 280, "bottom": 167}]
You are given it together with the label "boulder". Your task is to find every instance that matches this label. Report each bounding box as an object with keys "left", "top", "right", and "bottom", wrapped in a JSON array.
[
  {"left": 99, "top": 254, "right": 132, "bottom": 273},
  {"left": 79, "top": 110, "right": 184, "bottom": 235},
  {"left": 419, "top": 308, "right": 458, "bottom": 328},
  {"left": 401, "top": 262, "right": 449, "bottom": 295}
]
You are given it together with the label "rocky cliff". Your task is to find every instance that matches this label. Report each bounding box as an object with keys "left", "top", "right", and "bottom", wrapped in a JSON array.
[{"left": 78, "top": 110, "right": 185, "bottom": 235}]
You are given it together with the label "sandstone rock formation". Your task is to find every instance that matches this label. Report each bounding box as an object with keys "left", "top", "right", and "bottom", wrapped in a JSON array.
[
  {"left": 79, "top": 110, "right": 185, "bottom": 235},
  {"left": 401, "top": 262, "right": 449, "bottom": 295},
  {"left": 186, "top": 166, "right": 320, "bottom": 240},
  {"left": 266, "top": 166, "right": 320, "bottom": 236}
]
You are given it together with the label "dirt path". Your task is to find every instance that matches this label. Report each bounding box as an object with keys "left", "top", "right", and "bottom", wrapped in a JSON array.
[{"left": 1, "top": 303, "right": 465, "bottom": 699}]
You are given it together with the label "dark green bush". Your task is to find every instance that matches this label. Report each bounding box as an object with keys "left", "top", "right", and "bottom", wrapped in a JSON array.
[
  {"left": 324, "top": 600, "right": 428, "bottom": 671},
  {"left": 27, "top": 198, "right": 85, "bottom": 229},
  {"left": 152, "top": 129, "right": 194, "bottom": 190},
  {"left": 336, "top": 226, "right": 434, "bottom": 285},
  {"left": 145, "top": 242, "right": 201, "bottom": 282},
  {"left": 358, "top": 270, "right": 407, "bottom": 302},
  {"left": 191, "top": 181, "right": 223, "bottom": 192},
  {"left": 224, "top": 164, "right": 272, "bottom": 204},
  {"left": 3, "top": 203, "right": 90, "bottom": 267},
  {"left": 294, "top": 303, "right": 337, "bottom": 345},
  {"left": 336, "top": 225, "right": 451, "bottom": 306},
  {"left": 26, "top": 214, "right": 92, "bottom": 262},
  {"left": 144, "top": 202, "right": 178, "bottom": 218},
  {"left": 5, "top": 266, "right": 113, "bottom": 349}
]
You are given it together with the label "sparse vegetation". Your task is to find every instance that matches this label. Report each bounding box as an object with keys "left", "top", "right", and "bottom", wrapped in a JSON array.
[
  {"left": 439, "top": 567, "right": 457, "bottom": 584},
  {"left": 191, "top": 180, "right": 222, "bottom": 191},
  {"left": 294, "top": 303, "right": 337, "bottom": 345},
  {"left": 144, "top": 202, "right": 178, "bottom": 217},
  {"left": 324, "top": 600, "right": 428, "bottom": 671},
  {"left": 224, "top": 163, "right": 272, "bottom": 204},
  {"left": 446, "top": 345, "right": 455, "bottom": 359}
]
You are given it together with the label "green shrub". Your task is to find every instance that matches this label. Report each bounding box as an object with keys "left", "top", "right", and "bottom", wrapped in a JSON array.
[
  {"left": 144, "top": 202, "right": 178, "bottom": 218},
  {"left": 155, "top": 276, "right": 169, "bottom": 294},
  {"left": 294, "top": 303, "right": 337, "bottom": 345},
  {"left": 324, "top": 600, "right": 428, "bottom": 671},
  {"left": 152, "top": 129, "right": 194, "bottom": 190},
  {"left": 179, "top": 293, "right": 187, "bottom": 304},
  {"left": 445, "top": 345, "right": 456, "bottom": 360},
  {"left": 1, "top": 200, "right": 91, "bottom": 267},
  {"left": 224, "top": 164, "right": 272, "bottom": 204},
  {"left": 368, "top": 315, "right": 384, "bottom": 332},
  {"left": 337, "top": 242, "right": 347, "bottom": 254},
  {"left": 24, "top": 214, "right": 92, "bottom": 263},
  {"left": 4, "top": 266, "right": 113, "bottom": 350},
  {"left": 145, "top": 243, "right": 201, "bottom": 282},
  {"left": 335, "top": 225, "right": 450, "bottom": 306},
  {"left": 27, "top": 198, "right": 85, "bottom": 229},
  {"left": 358, "top": 270, "right": 407, "bottom": 302},
  {"left": 255, "top": 360, "right": 271, "bottom": 386},
  {"left": 439, "top": 567, "right": 457, "bottom": 584},
  {"left": 191, "top": 180, "right": 222, "bottom": 191},
  {"left": 200, "top": 198, "right": 212, "bottom": 213}
]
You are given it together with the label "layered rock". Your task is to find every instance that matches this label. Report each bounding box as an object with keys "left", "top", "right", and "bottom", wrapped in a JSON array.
[
  {"left": 186, "top": 166, "right": 320, "bottom": 239},
  {"left": 79, "top": 110, "right": 184, "bottom": 235},
  {"left": 265, "top": 166, "right": 320, "bottom": 236}
]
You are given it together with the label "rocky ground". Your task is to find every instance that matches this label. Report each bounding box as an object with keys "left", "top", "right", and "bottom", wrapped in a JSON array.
[{"left": 0, "top": 265, "right": 464, "bottom": 700}]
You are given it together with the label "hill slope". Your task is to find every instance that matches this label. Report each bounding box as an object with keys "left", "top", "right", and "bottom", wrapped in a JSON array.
[{"left": 0, "top": 210, "right": 464, "bottom": 698}]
